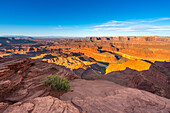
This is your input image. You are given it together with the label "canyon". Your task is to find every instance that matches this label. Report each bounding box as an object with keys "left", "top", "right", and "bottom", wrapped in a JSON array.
[{"left": 0, "top": 36, "right": 170, "bottom": 112}]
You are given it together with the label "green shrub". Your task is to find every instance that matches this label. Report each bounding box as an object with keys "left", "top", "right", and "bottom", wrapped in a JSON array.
[{"left": 41, "top": 75, "right": 70, "bottom": 91}]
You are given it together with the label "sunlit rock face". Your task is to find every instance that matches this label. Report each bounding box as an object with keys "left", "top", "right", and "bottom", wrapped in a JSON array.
[
  {"left": 87, "top": 36, "right": 170, "bottom": 61},
  {"left": 106, "top": 59, "right": 151, "bottom": 74},
  {"left": 42, "top": 56, "right": 93, "bottom": 70}
]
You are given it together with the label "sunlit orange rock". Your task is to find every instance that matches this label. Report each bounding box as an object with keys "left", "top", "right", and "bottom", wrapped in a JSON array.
[{"left": 106, "top": 59, "right": 151, "bottom": 74}]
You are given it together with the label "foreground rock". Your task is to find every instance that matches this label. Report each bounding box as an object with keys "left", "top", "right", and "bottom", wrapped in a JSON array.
[
  {"left": 75, "top": 61, "right": 170, "bottom": 99},
  {"left": 104, "top": 61, "right": 170, "bottom": 99},
  {"left": 3, "top": 96, "right": 79, "bottom": 113},
  {"left": 61, "top": 79, "right": 170, "bottom": 113},
  {"left": 1, "top": 57, "right": 170, "bottom": 113},
  {"left": 0, "top": 57, "right": 79, "bottom": 103}
]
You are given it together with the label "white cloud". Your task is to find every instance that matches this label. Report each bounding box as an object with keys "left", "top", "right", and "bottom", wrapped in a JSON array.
[
  {"left": 140, "top": 18, "right": 170, "bottom": 23},
  {"left": 94, "top": 25, "right": 170, "bottom": 31},
  {"left": 93, "top": 18, "right": 170, "bottom": 32},
  {"left": 93, "top": 27, "right": 133, "bottom": 31},
  {"left": 94, "top": 24, "right": 125, "bottom": 27},
  {"left": 148, "top": 26, "right": 170, "bottom": 31},
  {"left": 94, "top": 20, "right": 136, "bottom": 28}
]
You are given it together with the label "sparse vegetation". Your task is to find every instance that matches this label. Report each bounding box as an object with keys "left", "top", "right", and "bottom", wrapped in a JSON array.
[{"left": 41, "top": 75, "right": 70, "bottom": 91}]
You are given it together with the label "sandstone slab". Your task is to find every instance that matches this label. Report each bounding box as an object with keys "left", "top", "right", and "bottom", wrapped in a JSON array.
[{"left": 60, "top": 79, "right": 170, "bottom": 113}]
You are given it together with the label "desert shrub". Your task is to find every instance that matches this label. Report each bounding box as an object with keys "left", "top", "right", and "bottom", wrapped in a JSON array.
[{"left": 41, "top": 75, "right": 70, "bottom": 91}]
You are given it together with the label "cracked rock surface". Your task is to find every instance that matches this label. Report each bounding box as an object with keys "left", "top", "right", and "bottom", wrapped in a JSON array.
[
  {"left": 3, "top": 96, "right": 79, "bottom": 113},
  {"left": 60, "top": 79, "right": 170, "bottom": 113}
]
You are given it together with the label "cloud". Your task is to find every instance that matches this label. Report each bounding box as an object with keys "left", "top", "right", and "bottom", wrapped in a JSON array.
[
  {"left": 94, "top": 25, "right": 170, "bottom": 31},
  {"left": 130, "top": 25, "right": 170, "bottom": 31},
  {"left": 94, "top": 20, "right": 135, "bottom": 28},
  {"left": 93, "top": 18, "right": 170, "bottom": 32},
  {"left": 140, "top": 18, "right": 170, "bottom": 23},
  {"left": 147, "top": 26, "right": 170, "bottom": 31},
  {"left": 94, "top": 24, "right": 125, "bottom": 27},
  {"left": 93, "top": 27, "right": 133, "bottom": 31}
]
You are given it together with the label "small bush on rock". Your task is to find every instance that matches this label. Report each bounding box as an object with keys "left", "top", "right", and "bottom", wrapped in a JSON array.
[{"left": 41, "top": 75, "right": 70, "bottom": 91}]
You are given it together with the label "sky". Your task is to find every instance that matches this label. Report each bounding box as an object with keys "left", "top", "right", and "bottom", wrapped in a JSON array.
[{"left": 0, "top": 0, "right": 170, "bottom": 37}]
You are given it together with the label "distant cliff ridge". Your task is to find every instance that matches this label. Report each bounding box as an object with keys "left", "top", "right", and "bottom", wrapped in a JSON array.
[{"left": 87, "top": 36, "right": 170, "bottom": 42}]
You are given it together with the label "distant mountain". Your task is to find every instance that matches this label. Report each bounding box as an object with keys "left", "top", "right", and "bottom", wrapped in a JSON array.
[
  {"left": 33, "top": 36, "right": 85, "bottom": 39},
  {"left": 13, "top": 36, "right": 34, "bottom": 40},
  {"left": 0, "top": 37, "right": 36, "bottom": 47},
  {"left": 1, "top": 35, "right": 34, "bottom": 39}
]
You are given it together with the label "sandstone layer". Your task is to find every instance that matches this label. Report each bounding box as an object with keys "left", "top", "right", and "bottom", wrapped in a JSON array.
[
  {"left": 60, "top": 79, "right": 170, "bottom": 113},
  {"left": 3, "top": 96, "right": 79, "bottom": 113},
  {"left": 0, "top": 57, "right": 79, "bottom": 104}
]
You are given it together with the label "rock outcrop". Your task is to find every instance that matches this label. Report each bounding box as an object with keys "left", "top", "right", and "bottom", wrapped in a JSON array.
[
  {"left": 75, "top": 62, "right": 170, "bottom": 99},
  {"left": 3, "top": 96, "right": 79, "bottom": 113},
  {"left": 3, "top": 79, "right": 170, "bottom": 113},
  {"left": 0, "top": 57, "right": 79, "bottom": 104},
  {"left": 104, "top": 62, "right": 170, "bottom": 98},
  {"left": 60, "top": 79, "right": 170, "bottom": 113}
]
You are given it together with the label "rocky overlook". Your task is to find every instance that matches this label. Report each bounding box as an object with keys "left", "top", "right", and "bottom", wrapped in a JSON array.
[
  {"left": 0, "top": 57, "right": 170, "bottom": 113},
  {"left": 0, "top": 57, "right": 79, "bottom": 111}
]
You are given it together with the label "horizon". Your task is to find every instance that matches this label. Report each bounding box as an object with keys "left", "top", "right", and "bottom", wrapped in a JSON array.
[
  {"left": 0, "top": 0, "right": 170, "bottom": 37},
  {"left": 1, "top": 35, "right": 170, "bottom": 39}
]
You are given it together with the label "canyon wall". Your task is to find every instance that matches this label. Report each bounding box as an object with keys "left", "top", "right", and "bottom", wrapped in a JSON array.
[{"left": 87, "top": 36, "right": 170, "bottom": 42}]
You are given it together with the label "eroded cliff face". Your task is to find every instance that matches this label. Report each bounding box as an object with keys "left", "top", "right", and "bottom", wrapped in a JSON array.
[{"left": 87, "top": 36, "right": 170, "bottom": 61}]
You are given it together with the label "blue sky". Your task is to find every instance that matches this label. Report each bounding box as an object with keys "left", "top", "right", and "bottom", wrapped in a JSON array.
[{"left": 0, "top": 0, "right": 170, "bottom": 37}]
